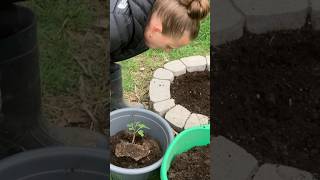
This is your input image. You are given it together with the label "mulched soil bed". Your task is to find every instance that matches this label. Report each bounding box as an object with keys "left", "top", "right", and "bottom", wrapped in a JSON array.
[
  {"left": 168, "top": 145, "right": 210, "bottom": 180},
  {"left": 171, "top": 71, "right": 210, "bottom": 117},
  {"left": 110, "top": 130, "right": 162, "bottom": 169},
  {"left": 213, "top": 24, "right": 320, "bottom": 177}
]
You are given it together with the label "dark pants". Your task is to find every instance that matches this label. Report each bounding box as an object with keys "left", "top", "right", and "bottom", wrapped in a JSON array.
[{"left": 110, "top": 62, "right": 120, "bottom": 74}]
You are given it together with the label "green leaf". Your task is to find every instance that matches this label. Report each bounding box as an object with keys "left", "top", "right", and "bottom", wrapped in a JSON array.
[
  {"left": 128, "top": 127, "right": 134, "bottom": 131},
  {"left": 138, "top": 130, "right": 144, "bottom": 137},
  {"left": 137, "top": 123, "right": 150, "bottom": 130}
]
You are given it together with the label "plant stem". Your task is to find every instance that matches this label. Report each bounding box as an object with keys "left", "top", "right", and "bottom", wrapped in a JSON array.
[{"left": 132, "top": 133, "right": 136, "bottom": 144}]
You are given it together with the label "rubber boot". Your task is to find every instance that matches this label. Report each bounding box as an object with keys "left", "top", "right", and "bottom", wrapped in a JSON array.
[
  {"left": 0, "top": 5, "right": 107, "bottom": 153},
  {"left": 110, "top": 63, "right": 144, "bottom": 111}
]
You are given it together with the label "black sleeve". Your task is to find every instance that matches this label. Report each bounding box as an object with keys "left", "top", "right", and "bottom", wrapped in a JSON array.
[{"left": 110, "top": 12, "right": 133, "bottom": 54}]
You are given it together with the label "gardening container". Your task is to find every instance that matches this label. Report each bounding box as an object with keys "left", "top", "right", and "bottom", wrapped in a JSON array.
[
  {"left": 0, "top": 3, "right": 47, "bottom": 149},
  {"left": 0, "top": 147, "right": 108, "bottom": 179},
  {"left": 160, "top": 125, "right": 210, "bottom": 180},
  {"left": 110, "top": 108, "right": 174, "bottom": 180},
  {"left": 0, "top": 4, "right": 107, "bottom": 149}
]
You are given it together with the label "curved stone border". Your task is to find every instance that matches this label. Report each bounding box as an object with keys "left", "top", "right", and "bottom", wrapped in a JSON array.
[
  {"left": 211, "top": 136, "right": 317, "bottom": 180},
  {"left": 212, "top": 1, "right": 319, "bottom": 178},
  {"left": 149, "top": 55, "right": 210, "bottom": 132},
  {"left": 213, "top": 0, "right": 320, "bottom": 46}
]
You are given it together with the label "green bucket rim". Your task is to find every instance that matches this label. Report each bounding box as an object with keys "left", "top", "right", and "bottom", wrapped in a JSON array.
[{"left": 160, "top": 125, "right": 210, "bottom": 180}]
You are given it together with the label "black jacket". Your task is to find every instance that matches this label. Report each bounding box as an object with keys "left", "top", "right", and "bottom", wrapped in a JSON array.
[{"left": 110, "top": 0, "right": 155, "bottom": 62}]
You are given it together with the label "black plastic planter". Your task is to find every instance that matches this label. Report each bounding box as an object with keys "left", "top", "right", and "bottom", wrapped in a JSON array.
[
  {"left": 0, "top": 2, "right": 45, "bottom": 148},
  {"left": 0, "top": 3, "right": 107, "bottom": 150},
  {"left": 0, "top": 3, "right": 62, "bottom": 149},
  {"left": 0, "top": 147, "right": 109, "bottom": 179}
]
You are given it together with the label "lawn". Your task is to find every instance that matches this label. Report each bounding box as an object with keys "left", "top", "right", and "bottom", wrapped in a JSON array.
[
  {"left": 23, "top": 0, "right": 92, "bottom": 95},
  {"left": 21, "top": 0, "right": 108, "bottom": 132},
  {"left": 119, "top": 15, "right": 210, "bottom": 108}
]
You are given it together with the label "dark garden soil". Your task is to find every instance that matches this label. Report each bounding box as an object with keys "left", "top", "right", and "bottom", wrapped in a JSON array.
[
  {"left": 168, "top": 145, "right": 210, "bottom": 180},
  {"left": 110, "top": 130, "right": 162, "bottom": 169},
  {"left": 171, "top": 71, "right": 210, "bottom": 117},
  {"left": 212, "top": 23, "right": 320, "bottom": 176}
]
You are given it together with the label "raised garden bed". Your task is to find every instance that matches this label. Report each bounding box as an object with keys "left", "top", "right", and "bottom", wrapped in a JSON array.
[
  {"left": 149, "top": 55, "right": 210, "bottom": 132},
  {"left": 213, "top": 23, "right": 320, "bottom": 177}
]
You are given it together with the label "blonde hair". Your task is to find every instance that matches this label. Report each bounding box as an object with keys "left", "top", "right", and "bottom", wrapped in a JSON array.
[{"left": 151, "top": 0, "right": 210, "bottom": 40}]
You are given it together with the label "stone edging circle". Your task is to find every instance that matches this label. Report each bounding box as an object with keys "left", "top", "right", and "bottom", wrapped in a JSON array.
[
  {"left": 213, "top": 0, "right": 320, "bottom": 46},
  {"left": 149, "top": 55, "right": 210, "bottom": 132}
]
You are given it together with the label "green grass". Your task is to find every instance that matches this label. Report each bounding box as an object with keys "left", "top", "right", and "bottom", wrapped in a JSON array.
[
  {"left": 23, "top": 0, "right": 94, "bottom": 95},
  {"left": 118, "top": 59, "right": 139, "bottom": 92},
  {"left": 120, "top": 15, "right": 210, "bottom": 94}
]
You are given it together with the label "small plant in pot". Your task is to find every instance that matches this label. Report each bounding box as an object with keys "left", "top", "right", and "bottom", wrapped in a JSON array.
[
  {"left": 112, "top": 121, "right": 162, "bottom": 167},
  {"left": 110, "top": 108, "right": 174, "bottom": 180}
]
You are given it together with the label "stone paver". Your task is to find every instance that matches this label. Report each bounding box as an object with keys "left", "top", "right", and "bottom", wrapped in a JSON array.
[
  {"left": 311, "top": 0, "right": 320, "bottom": 30},
  {"left": 211, "top": 136, "right": 258, "bottom": 180},
  {"left": 149, "top": 79, "right": 170, "bottom": 103},
  {"left": 232, "top": 0, "right": 308, "bottom": 34},
  {"left": 180, "top": 56, "right": 207, "bottom": 72},
  {"left": 164, "top": 60, "right": 186, "bottom": 77},
  {"left": 206, "top": 55, "right": 210, "bottom": 71},
  {"left": 213, "top": 0, "right": 245, "bottom": 46},
  {"left": 253, "top": 164, "right": 315, "bottom": 180},
  {"left": 165, "top": 105, "right": 191, "bottom": 131},
  {"left": 153, "top": 99, "right": 175, "bottom": 117},
  {"left": 153, "top": 68, "right": 174, "bottom": 82},
  {"left": 184, "top": 113, "right": 209, "bottom": 129}
]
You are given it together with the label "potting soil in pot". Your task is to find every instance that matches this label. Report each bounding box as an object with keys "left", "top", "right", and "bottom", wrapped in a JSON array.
[
  {"left": 110, "top": 130, "right": 162, "bottom": 168},
  {"left": 168, "top": 145, "right": 210, "bottom": 180},
  {"left": 213, "top": 22, "right": 320, "bottom": 177},
  {"left": 171, "top": 71, "right": 210, "bottom": 117}
]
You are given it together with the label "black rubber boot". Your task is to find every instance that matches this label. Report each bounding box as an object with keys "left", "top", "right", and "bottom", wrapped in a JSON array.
[
  {"left": 110, "top": 63, "right": 144, "bottom": 111},
  {"left": 0, "top": 5, "right": 107, "bottom": 154}
]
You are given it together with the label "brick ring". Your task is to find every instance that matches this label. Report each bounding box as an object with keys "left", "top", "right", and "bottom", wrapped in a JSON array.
[{"left": 149, "top": 55, "right": 210, "bottom": 132}]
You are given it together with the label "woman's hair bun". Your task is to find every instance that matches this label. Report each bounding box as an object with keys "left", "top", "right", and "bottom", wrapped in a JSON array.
[{"left": 178, "top": 0, "right": 209, "bottom": 20}]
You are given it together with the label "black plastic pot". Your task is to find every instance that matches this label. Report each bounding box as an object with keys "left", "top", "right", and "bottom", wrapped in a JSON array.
[
  {"left": 0, "top": 147, "right": 109, "bottom": 179},
  {"left": 0, "top": 4, "right": 107, "bottom": 150},
  {"left": 0, "top": 3, "right": 45, "bottom": 147}
]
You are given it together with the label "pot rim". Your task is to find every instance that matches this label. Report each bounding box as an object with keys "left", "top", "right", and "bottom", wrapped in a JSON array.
[{"left": 110, "top": 108, "right": 174, "bottom": 175}]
